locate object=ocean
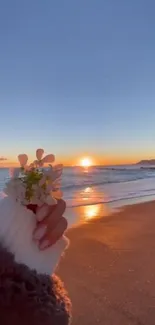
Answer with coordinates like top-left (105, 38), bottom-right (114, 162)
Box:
top-left (1, 165), bottom-right (155, 209)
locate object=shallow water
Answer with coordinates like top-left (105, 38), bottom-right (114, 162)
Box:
top-left (1, 166), bottom-right (155, 209)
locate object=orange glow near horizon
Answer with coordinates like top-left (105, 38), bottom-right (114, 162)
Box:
top-left (0, 152), bottom-right (152, 168)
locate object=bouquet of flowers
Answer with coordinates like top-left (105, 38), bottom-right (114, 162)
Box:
top-left (0, 149), bottom-right (68, 275)
top-left (5, 148), bottom-right (63, 210)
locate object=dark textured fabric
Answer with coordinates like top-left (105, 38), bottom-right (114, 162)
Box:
top-left (0, 244), bottom-right (71, 325)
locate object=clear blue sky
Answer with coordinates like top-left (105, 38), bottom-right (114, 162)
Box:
top-left (0, 0), bottom-right (155, 164)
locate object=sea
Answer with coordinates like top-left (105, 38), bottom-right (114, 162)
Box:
top-left (1, 165), bottom-right (155, 209)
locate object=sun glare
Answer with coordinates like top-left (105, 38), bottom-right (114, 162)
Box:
top-left (80, 157), bottom-right (92, 167)
top-left (84, 205), bottom-right (100, 220)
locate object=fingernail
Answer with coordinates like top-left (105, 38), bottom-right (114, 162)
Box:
top-left (39, 240), bottom-right (49, 250)
top-left (33, 225), bottom-right (47, 240)
top-left (36, 205), bottom-right (49, 221)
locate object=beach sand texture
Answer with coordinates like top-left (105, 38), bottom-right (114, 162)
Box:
top-left (58, 201), bottom-right (155, 325)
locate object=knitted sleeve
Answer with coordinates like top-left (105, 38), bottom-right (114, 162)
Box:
top-left (0, 245), bottom-right (71, 325)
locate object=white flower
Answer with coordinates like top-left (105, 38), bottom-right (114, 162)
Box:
top-left (39, 192), bottom-right (47, 205)
top-left (18, 154), bottom-right (28, 167)
top-left (45, 194), bottom-right (57, 206)
top-left (41, 154), bottom-right (55, 164)
top-left (16, 183), bottom-right (26, 200)
top-left (4, 179), bottom-right (26, 203)
top-left (51, 190), bottom-right (63, 200)
top-left (5, 148), bottom-right (63, 207)
top-left (45, 165), bottom-right (63, 182)
top-left (54, 164), bottom-right (63, 170)
top-left (25, 163), bottom-right (34, 171)
top-left (39, 174), bottom-right (47, 187)
top-left (33, 149), bottom-right (55, 167)
top-left (36, 148), bottom-right (44, 160)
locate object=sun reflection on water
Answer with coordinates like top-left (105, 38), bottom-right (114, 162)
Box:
top-left (72, 186), bottom-right (104, 207)
top-left (84, 187), bottom-right (92, 193)
top-left (69, 185), bottom-right (109, 224)
top-left (84, 204), bottom-right (100, 220)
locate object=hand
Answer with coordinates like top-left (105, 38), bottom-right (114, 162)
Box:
top-left (33, 199), bottom-right (67, 250)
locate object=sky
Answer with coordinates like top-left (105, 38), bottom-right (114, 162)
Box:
top-left (0, 0), bottom-right (155, 166)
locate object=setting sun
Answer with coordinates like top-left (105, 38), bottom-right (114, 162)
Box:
top-left (80, 157), bottom-right (92, 167)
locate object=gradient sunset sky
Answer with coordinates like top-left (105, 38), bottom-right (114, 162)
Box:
top-left (0, 0), bottom-right (155, 166)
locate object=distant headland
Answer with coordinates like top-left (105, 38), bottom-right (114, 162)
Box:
top-left (137, 159), bottom-right (155, 165)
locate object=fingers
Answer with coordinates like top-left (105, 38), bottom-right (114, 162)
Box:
top-left (33, 199), bottom-right (67, 250)
top-left (46, 199), bottom-right (66, 230)
top-left (39, 217), bottom-right (68, 250)
top-left (36, 199), bottom-right (66, 222)
top-left (36, 204), bottom-right (55, 222)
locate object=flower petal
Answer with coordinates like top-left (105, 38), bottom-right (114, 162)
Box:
top-left (24, 165), bottom-right (30, 171)
top-left (52, 182), bottom-right (61, 191)
top-left (39, 175), bottom-right (46, 186)
top-left (54, 169), bottom-right (63, 180)
top-left (33, 160), bottom-right (39, 166)
top-left (9, 167), bottom-right (20, 178)
top-left (45, 194), bottom-right (57, 206)
top-left (36, 148), bottom-right (44, 160)
top-left (18, 154), bottom-right (28, 167)
top-left (38, 161), bottom-right (44, 167)
top-left (52, 190), bottom-right (63, 199)
top-left (28, 163), bottom-right (35, 170)
top-left (46, 180), bottom-right (54, 191)
top-left (42, 154), bottom-right (55, 164)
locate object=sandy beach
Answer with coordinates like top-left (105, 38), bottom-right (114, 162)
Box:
top-left (58, 200), bottom-right (155, 325)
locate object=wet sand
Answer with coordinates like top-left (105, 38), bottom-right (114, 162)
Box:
top-left (58, 200), bottom-right (155, 325)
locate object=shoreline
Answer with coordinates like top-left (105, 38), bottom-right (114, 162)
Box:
top-left (65, 194), bottom-right (155, 227)
top-left (59, 199), bottom-right (155, 325)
